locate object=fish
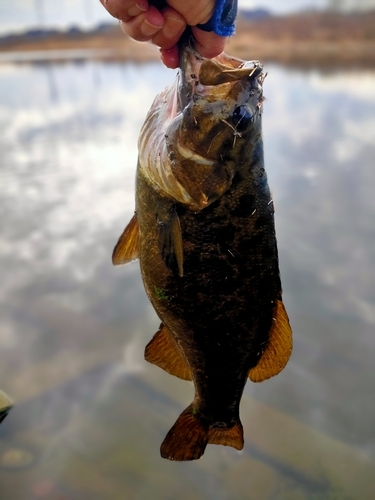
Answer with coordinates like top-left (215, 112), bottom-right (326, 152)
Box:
top-left (112, 43), bottom-right (292, 461)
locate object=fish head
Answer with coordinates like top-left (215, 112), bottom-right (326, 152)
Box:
top-left (138, 44), bottom-right (265, 210)
top-left (177, 46), bottom-right (265, 160)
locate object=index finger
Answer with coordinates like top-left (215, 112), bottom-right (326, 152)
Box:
top-left (100, 0), bottom-right (148, 22)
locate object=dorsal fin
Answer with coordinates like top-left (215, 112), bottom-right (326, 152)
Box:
top-left (145, 324), bottom-right (192, 381)
top-left (112, 213), bottom-right (139, 266)
top-left (157, 208), bottom-right (184, 277)
top-left (249, 300), bottom-right (292, 383)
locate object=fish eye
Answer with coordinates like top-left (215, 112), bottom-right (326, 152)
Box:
top-left (232, 106), bottom-right (254, 132)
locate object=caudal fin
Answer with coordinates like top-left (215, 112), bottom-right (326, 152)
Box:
top-left (208, 421), bottom-right (244, 450)
top-left (160, 405), bottom-right (244, 461)
top-left (160, 405), bottom-right (208, 461)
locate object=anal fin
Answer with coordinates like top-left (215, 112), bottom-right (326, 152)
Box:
top-left (249, 299), bottom-right (292, 383)
top-left (144, 324), bottom-right (192, 381)
top-left (112, 213), bottom-right (139, 265)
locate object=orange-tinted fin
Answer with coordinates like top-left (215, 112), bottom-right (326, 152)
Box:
top-left (157, 208), bottom-right (184, 277)
top-left (249, 299), bottom-right (293, 383)
top-left (112, 213), bottom-right (139, 266)
top-left (208, 421), bottom-right (244, 450)
top-left (160, 405), bottom-right (208, 461)
top-left (144, 324), bottom-right (192, 381)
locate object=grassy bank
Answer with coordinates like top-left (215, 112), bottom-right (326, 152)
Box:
top-left (1, 11), bottom-right (374, 67)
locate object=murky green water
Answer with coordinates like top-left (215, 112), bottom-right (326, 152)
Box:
top-left (0, 59), bottom-right (374, 499)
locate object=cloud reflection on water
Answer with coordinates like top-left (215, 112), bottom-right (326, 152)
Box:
top-left (0, 60), bottom-right (375, 468)
top-left (263, 65), bottom-right (375, 324)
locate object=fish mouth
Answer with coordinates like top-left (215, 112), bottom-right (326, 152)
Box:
top-left (178, 41), bottom-right (263, 110)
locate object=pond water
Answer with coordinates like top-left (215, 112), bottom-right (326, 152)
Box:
top-left (0, 58), bottom-right (374, 499)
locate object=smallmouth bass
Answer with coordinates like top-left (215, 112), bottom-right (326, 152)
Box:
top-left (113, 44), bottom-right (292, 461)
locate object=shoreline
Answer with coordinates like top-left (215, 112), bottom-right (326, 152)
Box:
top-left (1, 12), bottom-right (375, 68)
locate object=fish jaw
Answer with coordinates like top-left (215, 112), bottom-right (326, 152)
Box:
top-left (177, 45), bottom-right (265, 160)
top-left (137, 45), bottom-right (265, 211)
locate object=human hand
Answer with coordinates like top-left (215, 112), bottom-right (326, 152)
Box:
top-left (100, 0), bottom-right (229, 69)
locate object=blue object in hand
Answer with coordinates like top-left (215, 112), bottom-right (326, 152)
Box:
top-left (197, 0), bottom-right (238, 36)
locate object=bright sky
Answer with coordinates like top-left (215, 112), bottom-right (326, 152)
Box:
top-left (0, 0), bottom-right (373, 35)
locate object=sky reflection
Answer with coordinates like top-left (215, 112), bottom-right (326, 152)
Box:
top-left (0, 60), bottom-right (374, 497)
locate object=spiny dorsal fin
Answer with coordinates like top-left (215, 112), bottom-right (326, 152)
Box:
top-left (112, 213), bottom-right (139, 266)
top-left (144, 324), bottom-right (192, 381)
top-left (157, 208), bottom-right (184, 277)
top-left (249, 300), bottom-right (292, 383)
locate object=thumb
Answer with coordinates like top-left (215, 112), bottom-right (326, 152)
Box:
top-left (166, 0), bottom-right (214, 26)
top-left (192, 27), bottom-right (227, 59)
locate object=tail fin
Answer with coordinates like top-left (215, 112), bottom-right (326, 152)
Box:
top-left (160, 405), bottom-right (208, 461)
top-left (160, 405), bottom-right (244, 461)
top-left (208, 421), bottom-right (244, 450)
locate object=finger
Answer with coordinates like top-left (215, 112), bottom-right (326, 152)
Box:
top-left (166, 0), bottom-right (214, 26)
top-left (100, 0), bottom-right (148, 23)
top-left (151, 8), bottom-right (186, 51)
top-left (120, 6), bottom-right (164, 41)
top-left (160, 46), bottom-right (180, 69)
top-left (192, 27), bottom-right (227, 59)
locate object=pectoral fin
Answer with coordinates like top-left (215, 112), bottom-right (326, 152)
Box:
top-left (157, 208), bottom-right (184, 277)
top-left (249, 300), bottom-right (292, 383)
top-left (145, 324), bottom-right (192, 381)
top-left (112, 213), bottom-right (139, 265)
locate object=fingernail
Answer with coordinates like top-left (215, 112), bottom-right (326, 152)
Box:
top-left (128, 4), bottom-right (147, 16)
top-left (164, 17), bottom-right (185, 39)
top-left (141, 19), bottom-right (162, 37)
top-left (136, 1), bottom-right (148, 10)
